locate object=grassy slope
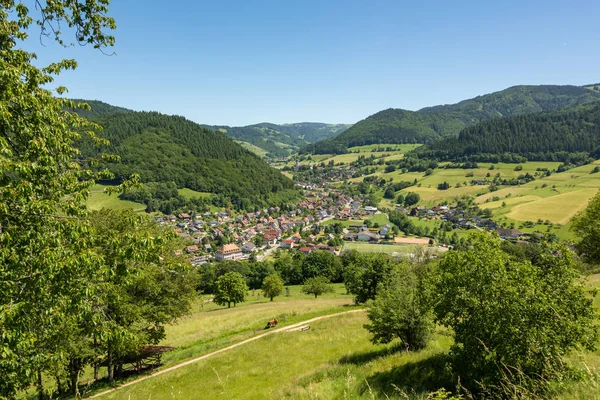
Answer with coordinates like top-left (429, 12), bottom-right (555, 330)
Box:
top-left (96, 275), bottom-right (600, 400)
top-left (87, 185), bottom-right (146, 212)
top-left (177, 188), bottom-right (212, 200)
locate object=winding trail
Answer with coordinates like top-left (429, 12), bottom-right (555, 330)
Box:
top-left (87, 309), bottom-right (365, 399)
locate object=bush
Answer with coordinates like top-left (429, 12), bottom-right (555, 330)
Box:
top-left (433, 233), bottom-right (598, 394)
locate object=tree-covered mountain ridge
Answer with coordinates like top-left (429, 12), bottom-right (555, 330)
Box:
top-left (71, 100), bottom-right (350, 158)
top-left (205, 122), bottom-right (351, 157)
top-left (412, 101), bottom-right (600, 162)
top-left (304, 85), bottom-right (600, 154)
top-left (73, 102), bottom-right (300, 208)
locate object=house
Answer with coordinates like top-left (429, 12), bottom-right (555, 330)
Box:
top-left (263, 233), bottom-right (278, 246)
top-left (357, 232), bottom-right (380, 242)
top-left (204, 244), bottom-right (212, 251)
top-left (241, 242), bottom-right (256, 253)
top-left (364, 206), bottom-right (378, 215)
top-left (496, 228), bottom-right (522, 240)
top-left (280, 239), bottom-right (294, 249)
top-left (215, 243), bottom-right (243, 261)
top-left (186, 245), bottom-right (199, 254)
top-left (178, 213), bottom-right (191, 220)
top-left (291, 233), bottom-right (302, 243)
top-left (299, 247), bottom-right (312, 255)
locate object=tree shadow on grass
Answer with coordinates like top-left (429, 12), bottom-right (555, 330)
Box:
top-left (340, 343), bottom-right (405, 365)
top-left (359, 353), bottom-right (456, 398)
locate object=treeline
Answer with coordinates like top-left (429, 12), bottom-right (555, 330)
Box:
top-left (76, 111), bottom-right (300, 209)
top-left (302, 85), bottom-right (600, 155)
top-left (412, 102), bottom-right (600, 162)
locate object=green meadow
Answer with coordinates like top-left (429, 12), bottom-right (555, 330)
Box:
top-left (92, 274), bottom-right (600, 400)
top-left (86, 184), bottom-right (146, 212)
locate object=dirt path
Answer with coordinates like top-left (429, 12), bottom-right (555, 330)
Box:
top-left (87, 309), bottom-right (365, 399)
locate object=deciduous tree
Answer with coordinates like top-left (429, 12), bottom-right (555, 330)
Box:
top-left (262, 274), bottom-right (284, 301)
top-left (214, 272), bottom-right (247, 308)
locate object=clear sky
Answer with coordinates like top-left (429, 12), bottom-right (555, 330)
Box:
top-left (26, 0), bottom-right (600, 126)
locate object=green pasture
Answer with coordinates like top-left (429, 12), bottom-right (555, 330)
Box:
top-left (234, 141), bottom-right (269, 158)
top-left (343, 241), bottom-right (422, 256)
top-left (86, 185), bottom-right (146, 212)
top-left (177, 188), bottom-right (212, 200)
top-left (91, 273), bottom-right (600, 400)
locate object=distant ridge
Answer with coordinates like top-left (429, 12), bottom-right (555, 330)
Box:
top-left (303, 85), bottom-right (600, 154)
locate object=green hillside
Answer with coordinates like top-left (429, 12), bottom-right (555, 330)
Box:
top-left (207, 122), bottom-right (351, 157)
top-left (416, 102), bottom-right (600, 162)
top-left (76, 109), bottom-right (299, 209)
top-left (69, 99), bottom-right (133, 119)
top-left (305, 85), bottom-right (600, 154)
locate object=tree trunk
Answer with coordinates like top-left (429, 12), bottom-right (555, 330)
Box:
top-left (93, 336), bottom-right (99, 381)
top-left (270, 296), bottom-right (273, 301)
top-left (107, 350), bottom-right (114, 382)
top-left (314, 293), bottom-right (318, 298)
top-left (37, 370), bottom-right (44, 400)
top-left (228, 301), bottom-right (231, 308)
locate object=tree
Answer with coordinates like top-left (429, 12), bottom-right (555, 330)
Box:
top-left (572, 191), bottom-right (600, 264)
top-left (344, 253), bottom-right (397, 303)
top-left (404, 192), bottom-right (420, 206)
top-left (384, 187), bottom-right (395, 199)
top-left (433, 232), bottom-right (598, 394)
top-left (302, 277), bottom-right (335, 298)
top-left (214, 272), bottom-right (248, 308)
top-left (396, 193), bottom-right (405, 205)
top-left (301, 250), bottom-right (343, 282)
top-left (0, 1), bottom-right (119, 397)
top-left (262, 274), bottom-right (284, 301)
top-left (364, 263), bottom-right (433, 351)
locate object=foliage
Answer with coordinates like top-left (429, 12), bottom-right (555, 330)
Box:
top-left (302, 277), bottom-right (335, 298)
top-left (304, 85), bottom-right (600, 154)
top-left (207, 122), bottom-right (351, 157)
top-left (364, 263), bottom-right (434, 350)
top-left (0, 1), bottom-right (117, 396)
top-left (262, 274), bottom-right (285, 301)
top-left (572, 191), bottom-right (600, 265)
top-left (404, 192), bottom-right (421, 206)
top-left (301, 250), bottom-right (344, 282)
top-left (417, 102), bottom-right (600, 162)
top-left (433, 232), bottom-right (598, 394)
top-left (343, 253), bottom-right (397, 303)
top-left (213, 272), bottom-right (248, 308)
top-left (76, 109), bottom-right (300, 210)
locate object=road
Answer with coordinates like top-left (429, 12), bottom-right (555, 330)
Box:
top-left (86, 309), bottom-right (365, 399)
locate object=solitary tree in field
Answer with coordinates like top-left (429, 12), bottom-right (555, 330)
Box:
top-left (364, 263), bottom-right (433, 351)
top-left (262, 274), bottom-right (284, 301)
top-left (302, 276), bottom-right (335, 298)
top-left (214, 272), bottom-right (248, 308)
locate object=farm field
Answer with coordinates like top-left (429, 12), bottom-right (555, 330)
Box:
top-left (93, 274), bottom-right (600, 400)
top-left (234, 140), bottom-right (269, 157)
top-left (288, 144), bottom-right (422, 168)
top-left (86, 184), bottom-right (146, 212)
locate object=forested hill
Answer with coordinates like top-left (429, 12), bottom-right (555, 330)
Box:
top-left (76, 110), bottom-right (299, 208)
top-left (205, 122), bottom-right (351, 158)
top-left (413, 102), bottom-right (600, 162)
top-left (69, 99), bottom-right (133, 119)
top-left (303, 85), bottom-right (600, 154)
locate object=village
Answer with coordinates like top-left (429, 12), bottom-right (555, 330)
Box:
top-left (158, 177), bottom-right (535, 267)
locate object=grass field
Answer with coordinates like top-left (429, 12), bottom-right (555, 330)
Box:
top-left (90, 274), bottom-right (600, 400)
top-left (65, 284), bottom-right (357, 399)
top-left (343, 241), bottom-right (421, 256)
top-left (234, 141), bottom-right (269, 158)
top-left (87, 185), bottom-right (146, 212)
top-left (177, 188), bottom-right (212, 200)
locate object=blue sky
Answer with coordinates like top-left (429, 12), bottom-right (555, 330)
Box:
top-left (26, 0), bottom-right (600, 126)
